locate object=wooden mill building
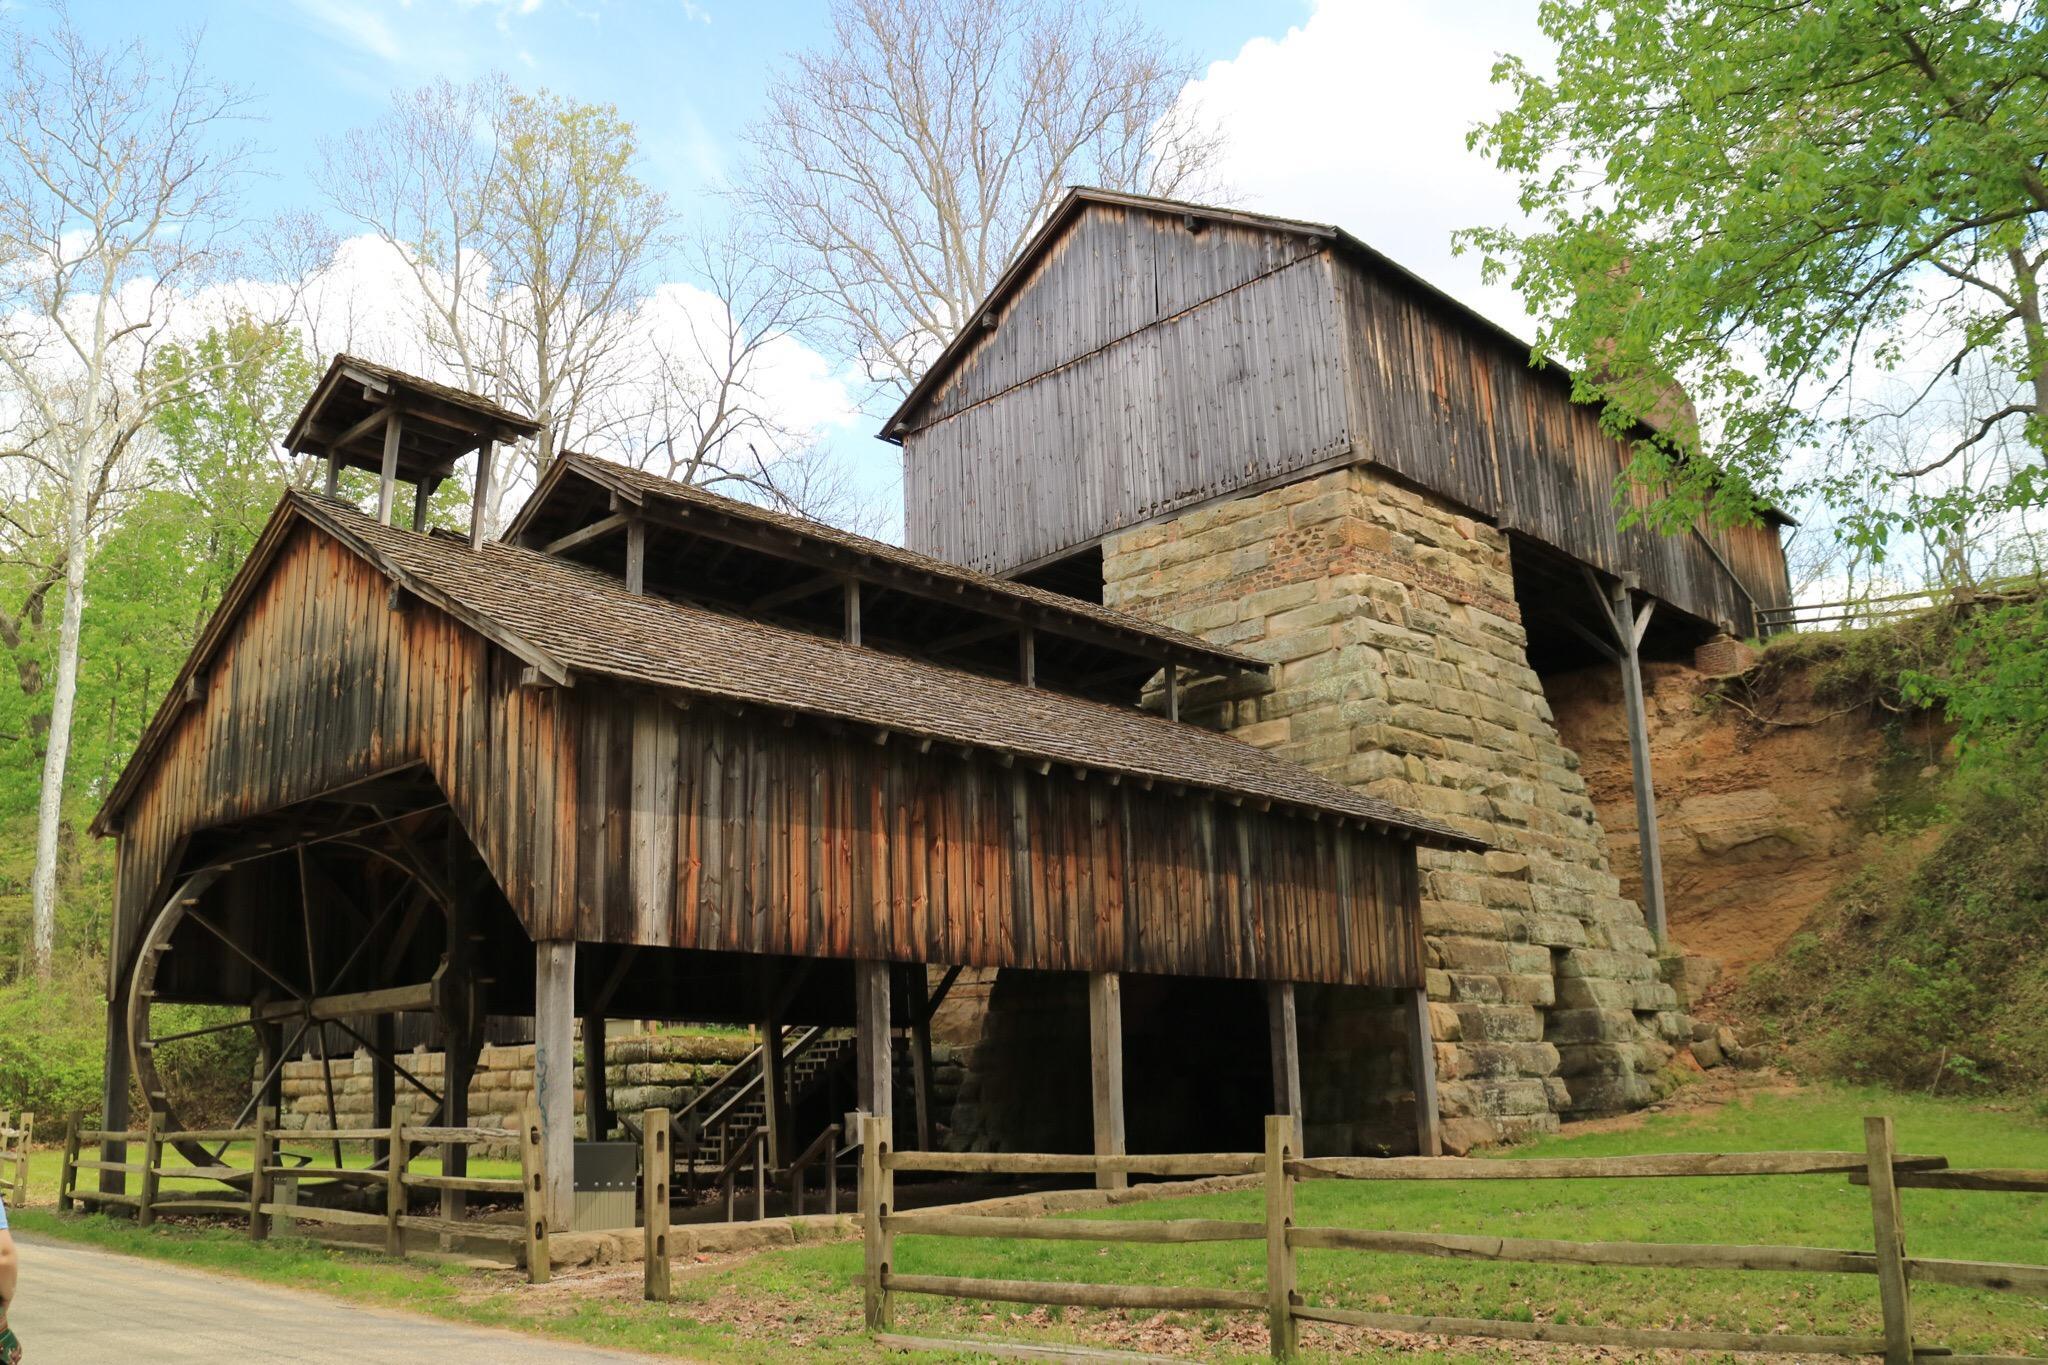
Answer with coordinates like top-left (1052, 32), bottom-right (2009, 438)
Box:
top-left (888, 191), bottom-right (1796, 1143)
top-left (92, 356), bottom-right (1478, 1228)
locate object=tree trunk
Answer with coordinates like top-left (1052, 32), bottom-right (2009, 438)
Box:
top-left (28, 450), bottom-right (93, 981)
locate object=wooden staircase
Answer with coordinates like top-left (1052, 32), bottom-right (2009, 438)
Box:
top-left (674, 1027), bottom-right (855, 1177)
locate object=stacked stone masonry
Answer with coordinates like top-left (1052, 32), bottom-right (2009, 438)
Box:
top-left (1103, 465), bottom-right (1687, 1151)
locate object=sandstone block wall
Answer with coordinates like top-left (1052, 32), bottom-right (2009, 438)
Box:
top-left (1103, 465), bottom-right (1686, 1149)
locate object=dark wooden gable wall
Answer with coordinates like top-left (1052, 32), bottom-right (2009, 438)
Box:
top-left (900, 202), bottom-right (1790, 632)
top-left (903, 205), bottom-right (1352, 577)
top-left (112, 520), bottom-right (1424, 992)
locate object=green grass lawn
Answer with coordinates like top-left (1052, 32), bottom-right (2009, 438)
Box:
top-left (13, 1082), bottom-right (2048, 1363)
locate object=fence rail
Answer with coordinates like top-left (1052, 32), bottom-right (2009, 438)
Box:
top-left (55, 1109), bottom-right (552, 1283)
top-left (861, 1114), bottom-right (2048, 1364)
top-left (0, 1111), bottom-right (31, 1206)
top-left (1757, 574), bottom-right (2045, 635)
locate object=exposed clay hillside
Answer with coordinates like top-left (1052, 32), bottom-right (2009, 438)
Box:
top-left (1545, 656), bottom-right (1948, 974)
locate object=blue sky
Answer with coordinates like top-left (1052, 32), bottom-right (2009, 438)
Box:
top-left (60, 0), bottom-right (1550, 528)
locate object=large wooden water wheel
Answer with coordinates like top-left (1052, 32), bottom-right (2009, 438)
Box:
top-left (126, 833), bottom-right (471, 1175)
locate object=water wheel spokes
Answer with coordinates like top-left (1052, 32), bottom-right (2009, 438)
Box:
top-left (129, 838), bottom-right (455, 1180)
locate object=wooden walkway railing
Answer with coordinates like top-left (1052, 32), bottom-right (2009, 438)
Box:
top-left (861, 1114), bottom-right (2048, 1363)
top-left (55, 1108), bottom-right (553, 1283)
top-left (0, 1111), bottom-right (30, 1206)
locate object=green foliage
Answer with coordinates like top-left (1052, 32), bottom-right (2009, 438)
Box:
top-left (1742, 777), bottom-right (2048, 1096)
top-left (1903, 596), bottom-right (2048, 771)
top-left (1464, 1), bottom-right (2048, 556)
top-left (0, 957), bottom-right (107, 1117)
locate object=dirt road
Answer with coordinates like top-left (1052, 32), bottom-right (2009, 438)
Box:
top-left (8, 1233), bottom-right (664, 1363)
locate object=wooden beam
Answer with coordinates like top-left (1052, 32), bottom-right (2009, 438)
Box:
top-left (1019, 626), bottom-right (1036, 686)
top-left (1087, 972), bottom-right (1126, 1191)
top-left (908, 969), bottom-right (935, 1152)
top-left (1266, 982), bottom-right (1302, 1152)
top-left (411, 477), bottom-right (431, 533)
top-left (760, 1009), bottom-right (786, 1167)
top-left (750, 572), bottom-right (838, 612)
top-left (1609, 579), bottom-right (1668, 948)
top-left (855, 960), bottom-right (892, 1119)
top-left (1406, 986), bottom-right (1442, 1156)
top-left (542, 513), bottom-right (629, 557)
top-left (325, 405), bottom-right (393, 459)
top-left (371, 1013), bottom-right (396, 1164)
top-left (101, 995), bottom-right (131, 1198)
top-left (624, 517), bottom-right (646, 594)
top-left (534, 940), bottom-right (576, 1232)
top-left (582, 1014), bottom-right (609, 1141)
top-left (470, 439), bottom-right (494, 550)
top-left (376, 412), bottom-right (404, 526)
top-left (845, 578), bottom-right (862, 645)
top-left (251, 981), bottom-right (436, 1023)
top-left (1165, 666), bottom-right (1180, 722)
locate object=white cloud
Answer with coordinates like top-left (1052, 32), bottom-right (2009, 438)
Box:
top-left (289, 0), bottom-right (406, 62)
top-left (1183, 0), bottom-right (1547, 337)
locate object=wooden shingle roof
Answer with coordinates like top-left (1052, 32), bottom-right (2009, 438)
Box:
top-left (508, 452), bottom-right (1267, 677)
top-left (97, 488), bottom-right (1478, 850)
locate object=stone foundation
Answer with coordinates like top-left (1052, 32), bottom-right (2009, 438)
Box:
top-left (1103, 465), bottom-right (1685, 1147)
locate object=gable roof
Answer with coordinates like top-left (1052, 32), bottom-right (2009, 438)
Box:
top-left (95, 489), bottom-right (1480, 852)
top-left (507, 450), bottom-right (1268, 676)
top-left (882, 188), bottom-right (1796, 530)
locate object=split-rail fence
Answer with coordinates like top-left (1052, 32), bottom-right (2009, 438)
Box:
top-left (55, 1106), bottom-right (552, 1282)
top-left (860, 1114), bottom-right (2048, 1364)
top-left (0, 1112), bottom-right (30, 1206)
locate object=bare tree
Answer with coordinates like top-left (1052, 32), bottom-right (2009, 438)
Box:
top-left (0, 17), bottom-right (254, 979)
top-left (736, 0), bottom-right (1226, 397)
top-left (318, 79), bottom-right (669, 526)
top-left (583, 226), bottom-right (868, 525)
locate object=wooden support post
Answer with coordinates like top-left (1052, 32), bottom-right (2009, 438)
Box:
top-left (469, 439), bottom-right (494, 550)
top-left (521, 1104), bottom-right (551, 1285)
top-left (324, 453), bottom-right (340, 498)
top-left (1019, 626), bottom-right (1036, 686)
top-left (58, 1111), bottom-right (81, 1213)
top-left (1266, 982), bottom-right (1303, 1153)
top-left (100, 994), bottom-right (130, 1197)
top-left (583, 1014), bottom-right (610, 1142)
top-left (855, 960), bottom-right (893, 1120)
top-left (1605, 579), bottom-right (1667, 947)
top-left (760, 1011), bottom-right (785, 1169)
top-left (1406, 986), bottom-right (1442, 1157)
top-left (642, 1107), bottom-right (671, 1302)
top-left (1864, 1116), bottom-right (1914, 1365)
top-left (534, 939), bottom-right (577, 1233)
top-left (137, 1111), bottom-right (162, 1228)
top-left (371, 1013), bottom-right (395, 1163)
top-left (384, 1118), bottom-right (407, 1258)
top-left (411, 476), bottom-right (431, 532)
top-left (909, 968), bottom-right (936, 1152)
top-left (860, 1112), bottom-right (894, 1330)
top-left (249, 1105), bottom-right (276, 1240)
top-left (1265, 1113), bottom-right (1299, 1360)
top-left (1165, 665), bottom-right (1180, 722)
top-left (844, 578), bottom-right (862, 645)
top-left (624, 517), bottom-right (646, 594)
top-left (255, 1018), bottom-right (285, 1118)
top-left (1087, 972), bottom-right (1127, 1191)
top-left (376, 412), bottom-right (404, 526)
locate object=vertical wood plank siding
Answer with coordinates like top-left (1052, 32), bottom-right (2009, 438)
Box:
top-left (112, 526), bottom-right (1421, 992)
top-left (904, 210), bottom-right (1352, 579)
top-left (900, 203), bottom-right (1789, 634)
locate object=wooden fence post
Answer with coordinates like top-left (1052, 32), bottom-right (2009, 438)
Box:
top-left (16, 1113), bottom-right (32, 1201)
top-left (522, 1105), bottom-right (551, 1285)
top-left (1265, 1114), bottom-right (1299, 1361)
top-left (643, 1107), bottom-right (671, 1302)
top-left (249, 1106), bottom-right (276, 1240)
top-left (57, 1111), bottom-right (81, 1213)
top-left (1864, 1116), bottom-right (1914, 1365)
top-left (861, 1112), bottom-right (894, 1331)
top-left (137, 1111), bottom-right (163, 1228)
top-left (384, 1118), bottom-right (407, 1258)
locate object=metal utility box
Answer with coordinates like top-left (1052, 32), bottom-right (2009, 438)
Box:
top-left (572, 1141), bottom-right (639, 1232)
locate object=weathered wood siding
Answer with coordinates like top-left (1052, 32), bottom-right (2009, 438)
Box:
top-left (113, 525), bottom-right (1423, 991)
top-left (904, 206), bottom-right (1351, 577)
top-left (1335, 263), bottom-right (1790, 632)
top-left (900, 202), bottom-right (1790, 633)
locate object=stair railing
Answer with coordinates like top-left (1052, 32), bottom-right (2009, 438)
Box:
top-left (716, 1125), bottom-right (771, 1222)
top-left (786, 1120), bottom-right (844, 1217)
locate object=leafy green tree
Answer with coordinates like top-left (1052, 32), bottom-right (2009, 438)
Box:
top-left (1464, 1), bottom-right (2048, 558)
